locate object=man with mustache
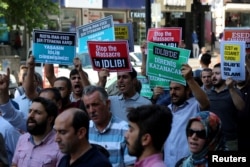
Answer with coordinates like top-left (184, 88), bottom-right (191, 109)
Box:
top-left (82, 85), bottom-right (136, 166)
top-left (11, 97), bottom-right (64, 167)
top-left (163, 64), bottom-right (210, 167)
top-left (45, 57), bottom-right (90, 103)
top-left (109, 68), bottom-right (152, 121)
top-left (206, 63), bottom-right (245, 151)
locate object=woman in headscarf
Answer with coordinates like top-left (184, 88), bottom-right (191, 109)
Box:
top-left (175, 111), bottom-right (226, 167)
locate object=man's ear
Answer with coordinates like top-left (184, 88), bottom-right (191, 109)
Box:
top-left (141, 133), bottom-right (152, 147)
top-left (77, 127), bottom-right (87, 139)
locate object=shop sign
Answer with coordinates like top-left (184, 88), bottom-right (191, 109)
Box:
top-left (87, 41), bottom-right (132, 72)
top-left (130, 11), bottom-right (145, 19)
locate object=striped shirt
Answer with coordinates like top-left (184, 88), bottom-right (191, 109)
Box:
top-left (89, 115), bottom-right (135, 167)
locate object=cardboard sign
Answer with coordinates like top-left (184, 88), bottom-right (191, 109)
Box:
top-left (32, 30), bottom-right (76, 65)
top-left (147, 27), bottom-right (182, 47)
top-left (115, 23), bottom-right (134, 52)
top-left (223, 28), bottom-right (250, 54)
top-left (77, 15), bottom-right (115, 54)
top-left (87, 41), bottom-right (132, 72)
top-left (147, 42), bottom-right (190, 86)
top-left (220, 41), bottom-right (246, 81)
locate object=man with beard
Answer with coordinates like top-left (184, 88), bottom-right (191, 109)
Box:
top-left (54, 108), bottom-right (112, 167)
top-left (163, 64), bottom-right (210, 167)
top-left (206, 63), bottom-right (245, 151)
top-left (82, 85), bottom-right (136, 166)
top-left (125, 105), bottom-right (172, 167)
top-left (11, 97), bottom-right (64, 167)
top-left (109, 68), bottom-right (152, 121)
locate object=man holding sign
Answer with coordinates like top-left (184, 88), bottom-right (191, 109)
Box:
top-left (164, 64), bottom-right (210, 167)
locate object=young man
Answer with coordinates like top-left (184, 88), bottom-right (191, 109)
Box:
top-left (207, 63), bottom-right (245, 150)
top-left (54, 108), bottom-right (112, 167)
top-left (109, 68), bottom-right (151, 121)
top-left (125, 105), bottom-right (172, 167)
top-left (82, 85), bottom-right (135, 166)
top-left (12, 97), bottom-right (63, 167)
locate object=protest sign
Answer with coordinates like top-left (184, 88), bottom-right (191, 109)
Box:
top-left (223, 28), bottom-right (250, 54)
top-left (147, 27), bottom-right (182, 47)
top-left (137, 75), bottom-right (153, 99)
top-left (147, 42), bottom-right (190, 85)
top-left (115, 23), bottom-right (134, 52)
top-left (32, 29), bottom-right (76, 65)
top-left (220, 41), bottom-right (245, 81)
top-left (87, 40), bottom-right (132, 72)
top-left (77, 15), bottom-right (115, 54)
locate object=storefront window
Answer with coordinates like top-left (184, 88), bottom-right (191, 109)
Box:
top-left (130, 10), bottom-right (146, 45)
top-left (225, 12), bottom-right (250, 27)
top-left (60, 8), bottom-right (81, 32)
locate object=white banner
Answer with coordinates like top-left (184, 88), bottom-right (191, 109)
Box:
top-left (65, 0), bottom-right (103, 9)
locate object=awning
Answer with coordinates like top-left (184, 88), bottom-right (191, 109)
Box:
top-left (225, 3), bottom-right (250, 12)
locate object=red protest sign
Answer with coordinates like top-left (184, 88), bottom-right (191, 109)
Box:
top-left (223, 28), bottom-right (250, 53)
top-left (147, 27), bottom-right (182, 47)
top-left (87, 41), bottom-right (132, 72)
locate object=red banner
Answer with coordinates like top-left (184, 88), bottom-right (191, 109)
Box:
top-left (223, 28), bottom-right (250, 53)
top-left (87, 41), bottom-right (132, 72)
top-left (147, 27), bottom-right (182, 47)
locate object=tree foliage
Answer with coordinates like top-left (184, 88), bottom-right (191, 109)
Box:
top-left (0, 0), bottom-right (59, 34)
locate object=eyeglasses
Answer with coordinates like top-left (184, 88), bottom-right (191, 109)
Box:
top-left (187, 129), bottom-right (206, 139)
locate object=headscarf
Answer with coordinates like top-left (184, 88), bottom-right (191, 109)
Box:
top-left (180, 111), bottom-right (225, 167)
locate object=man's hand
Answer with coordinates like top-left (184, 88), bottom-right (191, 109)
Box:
top-left (225, 77), bottom-right (235, 89)
top-left (181, 64), bottom-right (193, 81)
top-left (0, 68), bottom-right (10, 92)
top-left (27, 56), bottom-right (35, 69)
top-left (152, 86), bottom-right (164, 101)
top-left (74, 57), bottom-right (83, 71)
top-left (0, 68), bottom-right (10, 104)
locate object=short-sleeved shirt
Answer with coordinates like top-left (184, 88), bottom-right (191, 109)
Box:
top-left (164, 97), bottom-right (201, 167)
top-left (12, 130), bottom-right (63, 167)
top-left (89, 115), bottom-right (135, 166)
top-left (58, 146), bottom-right (112, 167)
top-left (207, 86), bottom-right (241, 140)
top-left (109, 92), bottom-right (152, 121)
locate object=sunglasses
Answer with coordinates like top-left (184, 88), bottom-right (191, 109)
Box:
top-left (187, 129), bottom-right (206, 139)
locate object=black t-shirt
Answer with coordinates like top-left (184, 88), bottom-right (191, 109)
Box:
top-left (58, 146), bottom-right (112, 167)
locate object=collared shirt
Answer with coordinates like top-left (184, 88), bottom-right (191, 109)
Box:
top-left (0, 116), bottom-right (21, 166)
top-left (0, 100), bottom-right (27, 131)
top-left (12, 130), bottom-right (63, 167)
top-left (164, 97), bottom-right (201, 167)
top-left (89, 115), bottom-right (135, 167)
top-left (13, 93), bottom-right (32, 118)
top-left (69, 92), bottom-right (81, 103)
top-left (134, 154), bottom-right (166, 167)
top-left (109, 92), bottom-right (152, 121)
